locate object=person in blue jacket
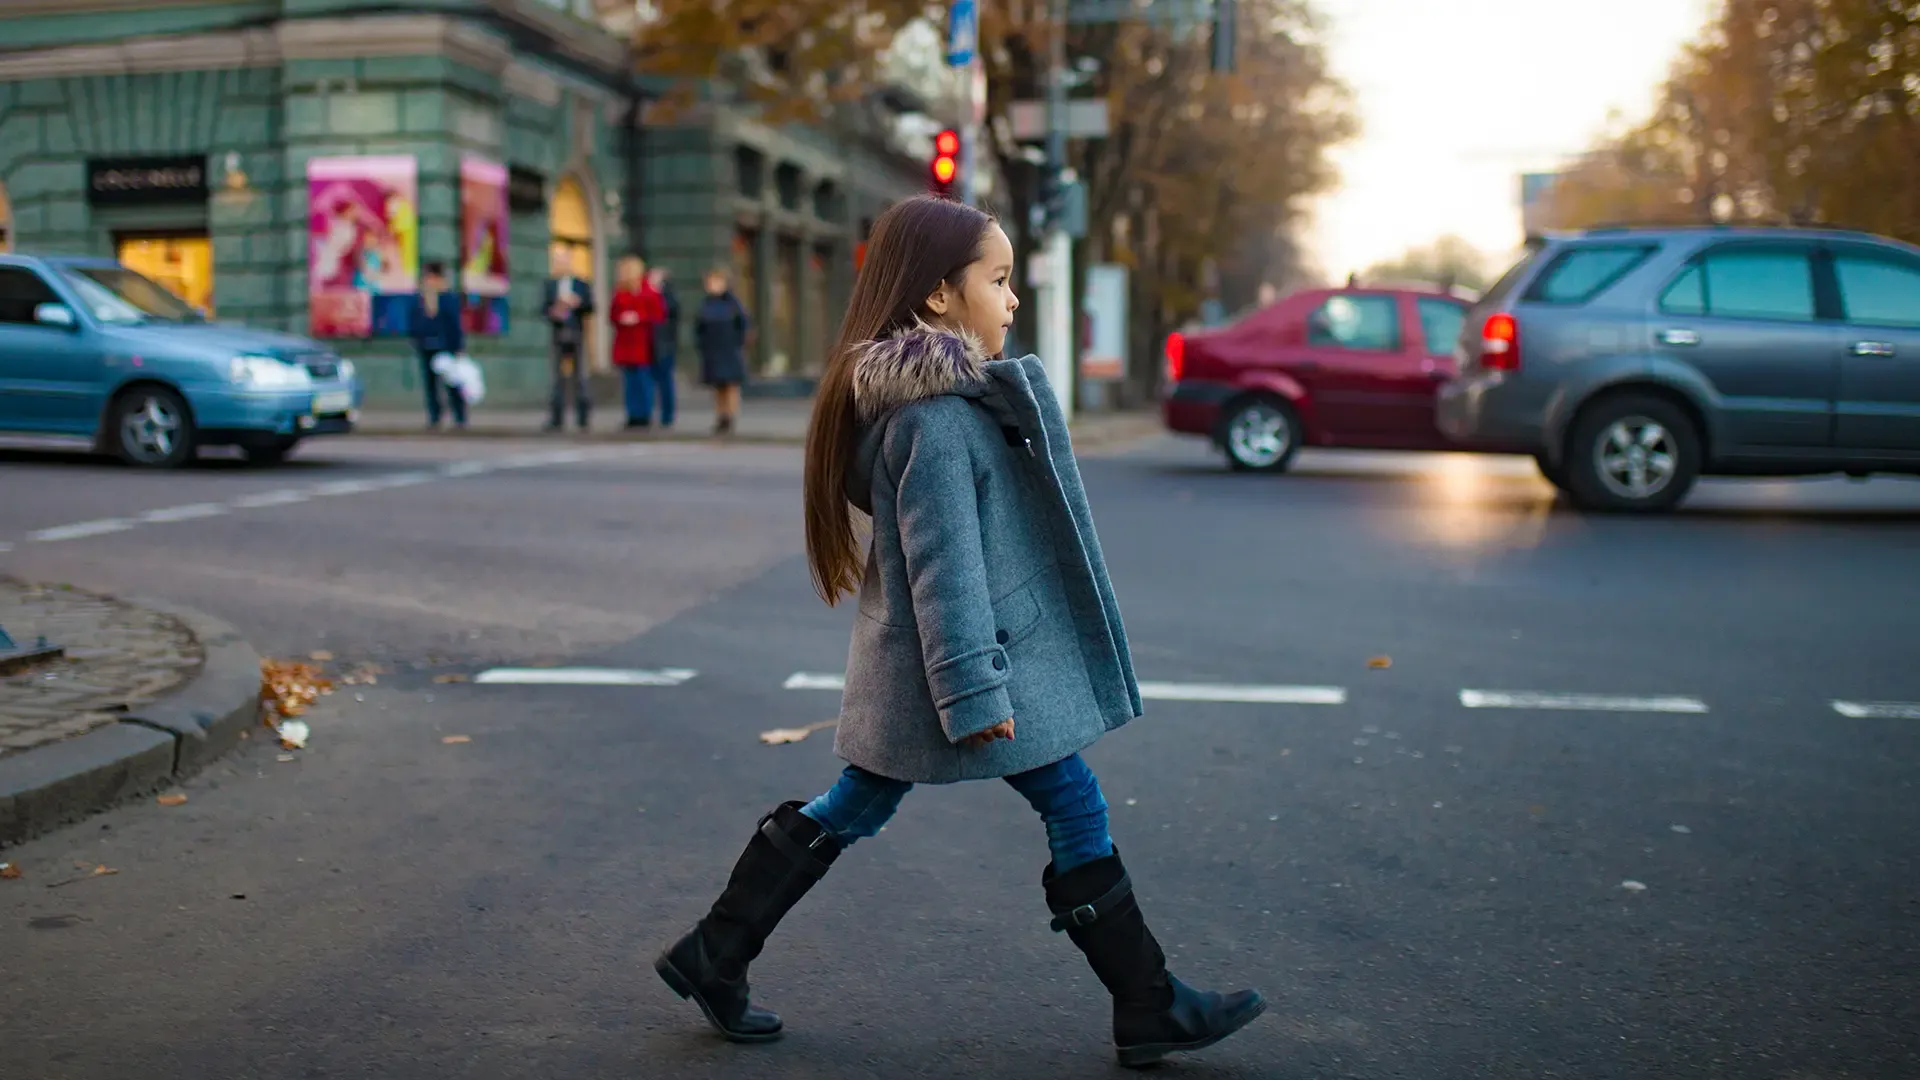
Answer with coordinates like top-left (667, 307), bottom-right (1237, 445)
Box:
top-left (408, 261), bottom-right (466, 429)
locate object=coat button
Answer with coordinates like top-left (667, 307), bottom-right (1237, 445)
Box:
top-left (995, 629), bottom-right (1009, 644)
top-left (991, 654), bottom-right (1006, 671)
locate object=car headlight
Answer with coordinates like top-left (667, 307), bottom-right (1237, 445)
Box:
top-left (230, 355), bottom-right (312, 390)
top-left (336, 359), bottom-right (356, 382)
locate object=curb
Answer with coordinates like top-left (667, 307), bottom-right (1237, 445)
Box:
top-left (0, 597), bottom-right (261, 848)
top-left (352, 415), bottom-right (1166, 450)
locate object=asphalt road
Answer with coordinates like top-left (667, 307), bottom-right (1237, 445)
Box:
top-left (3, 431), bottom-right (1918, 1080)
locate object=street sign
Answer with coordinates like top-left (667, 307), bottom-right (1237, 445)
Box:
top-left (1009, 99), bottom-right (1110, 141)
top-left (946, 0), bottom-right (978, 66)
top-left (1080, 264), bottom-right (1130, 381)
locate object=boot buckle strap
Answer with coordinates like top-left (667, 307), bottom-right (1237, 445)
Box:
top-left (1048, 870), bottom-right (1133, 932)
top-left (759, 816), bottom-right (837, 879)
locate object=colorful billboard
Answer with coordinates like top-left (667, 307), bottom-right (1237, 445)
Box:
top-left (307, 155), bottom-right (418, 338)
top-left (459, 155), bottom-right (510, 334)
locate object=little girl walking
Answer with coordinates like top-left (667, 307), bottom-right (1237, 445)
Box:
top-left (655, 195), bottom-right (1265, 1067)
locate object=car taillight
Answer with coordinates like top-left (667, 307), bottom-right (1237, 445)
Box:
top-left (1165, 332), bottom-right (1185, 382)
top-left (1481, 312), bottom-right (1519, 371)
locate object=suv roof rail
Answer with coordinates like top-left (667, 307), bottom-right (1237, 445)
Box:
top-left (1575, 221), bottom-right (1884, 240)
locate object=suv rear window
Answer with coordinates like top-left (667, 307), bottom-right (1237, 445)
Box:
top-left (1521, 245), bottom-right (1656, 305)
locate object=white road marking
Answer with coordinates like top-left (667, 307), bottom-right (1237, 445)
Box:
top-left (1137, 681), bottom-right (1348, 705)
top-left (1832, 700), bottom-right (1920, 720)
top-left (311, 478), bottom-right (385, 497)
top-left (474, 667), bottom-right (699, 686)
top-left (230, 488), bottom-right (311, 508)
top-left (0, 541), bottom-right (12, 553)
top-left (440, 461), bottom-right (495, 478)
top-left (360, 471), bottom-right (435, 490)
top-left (1460, 690), bottom-right (1709, 713)
top-left (28, 518), bottom-right (135, 542)
top-left (784, 673), bottom-right (1346, 705)
top-left (138, 502), bottom-right (227, 523)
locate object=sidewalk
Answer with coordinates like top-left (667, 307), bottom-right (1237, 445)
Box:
top-left (0, 580), bottom-right (262, 847)
top-left (354, 396), bottom-right (1165, 450)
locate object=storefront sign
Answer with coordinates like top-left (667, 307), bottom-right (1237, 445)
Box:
top-left (87, 156), bottom-right (208, 206)
top-left (507, 165), bottom-right (547, 213)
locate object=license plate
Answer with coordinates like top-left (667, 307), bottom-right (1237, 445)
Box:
top-left (313, 391), bottom-right (352, 414)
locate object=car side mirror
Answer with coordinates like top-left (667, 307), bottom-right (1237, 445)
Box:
top-left (33, 303), bottom-right (78, 330)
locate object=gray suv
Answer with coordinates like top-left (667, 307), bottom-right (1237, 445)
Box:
top-left (1437, 225), bottom-right (1920, 511)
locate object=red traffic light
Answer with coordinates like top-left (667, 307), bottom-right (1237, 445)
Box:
top-left (935, 129), bottom-right (960, 156)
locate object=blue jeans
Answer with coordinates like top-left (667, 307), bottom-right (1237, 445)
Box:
top-left (799, 753), bottom-right (1114, 872)
top-left (622, 360), bottom-right (677, 425)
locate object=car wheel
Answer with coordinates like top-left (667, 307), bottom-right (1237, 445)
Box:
top-left (244, 437), bottom-right (301, 466)
top-left (1219, 397), bottom-right (1300, 473)
top-left (1564, 394), bottom-right (1699, 512)
top-left (109, 385), bottom-right (196, 469)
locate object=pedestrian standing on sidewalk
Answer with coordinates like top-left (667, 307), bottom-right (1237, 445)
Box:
top-left (692, 268), bottom-right (749, 436)
top-left (543, 247), bottom-right (594, 432)
top-left (609, 255), bottom-right (665, 429)
top-left (649, 265), bottom-right (682, 430)
top-left (407, 261), bottom-right (466, 430)
top-left (655, 195), bottom-right (1266, 1067)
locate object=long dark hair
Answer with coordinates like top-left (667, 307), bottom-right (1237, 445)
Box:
top-left (803, 195), bottom-right (995, 605)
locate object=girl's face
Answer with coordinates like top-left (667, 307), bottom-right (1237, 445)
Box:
top-left (618, 258), bottom-right (644, 286)
top-left (926, 223), bottom-right (1018, 356)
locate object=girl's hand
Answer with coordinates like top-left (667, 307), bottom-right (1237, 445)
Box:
top-left (962, 718), bottom-right (1015, 749)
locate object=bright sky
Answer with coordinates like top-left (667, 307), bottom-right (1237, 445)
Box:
top-left (1306, 0), bottom-right (1718, 280)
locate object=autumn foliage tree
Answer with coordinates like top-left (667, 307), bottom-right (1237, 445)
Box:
top-left (1543, 0), bottom-right (1920, 244)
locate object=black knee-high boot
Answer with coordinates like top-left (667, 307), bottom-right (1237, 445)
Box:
top-left (656, 801), bottom-right (843, 1041)
top-left (1043, 849), bottom-right (1266, 1067)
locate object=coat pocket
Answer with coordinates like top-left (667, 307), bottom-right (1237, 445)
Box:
top-left (989, 576), bottom-right (1047, 647)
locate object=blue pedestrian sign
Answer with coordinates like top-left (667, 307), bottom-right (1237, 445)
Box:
top-left (947, 0), bottom-right (978, 66)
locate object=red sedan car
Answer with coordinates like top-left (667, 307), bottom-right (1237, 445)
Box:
top-left (1161, 285), bottom-right (1471, 471)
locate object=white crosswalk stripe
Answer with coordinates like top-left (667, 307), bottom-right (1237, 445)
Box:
top-left (1460, 690), bottom-right (1709, 713)
top-left (1832, 700), bottom-right (1920, 719)
top-left (474, 667), bottom-right (697, 686)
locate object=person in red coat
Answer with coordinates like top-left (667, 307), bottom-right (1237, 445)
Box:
top-left (610, 254), bottom-right (667, 429)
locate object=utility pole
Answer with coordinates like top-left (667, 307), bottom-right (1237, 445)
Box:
top-left (1034, 0), bottom-right (1075, 419)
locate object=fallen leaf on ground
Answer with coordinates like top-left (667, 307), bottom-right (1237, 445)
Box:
top-left (1620, 879), bottom-right (1648, 892)
top-left (0, 863), bottom-right (21, 880)
top-left (156, 793), bottom-right (188, 807)
top-left (277, 719), bottom-right (311, 750)
top-left (308, 650), bottom-right (334, 662)
top-left (759, 720), bottom-right (838, 745)
top-left (47, 865), bottom-right (118, 889)
top-left (276, 754), bottom-right (296, 763)
top-left (260, 659), bottom-right (335, 720)
top-left (1367, 656), bottom-right (1392, 669)
top-left (441, 735), bottom-right (472, 744)
top-left (433, 673), bottom-right (470, 684)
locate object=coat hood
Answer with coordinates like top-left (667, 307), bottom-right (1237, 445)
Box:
top-left (845, 323), bottom-right (999, 513)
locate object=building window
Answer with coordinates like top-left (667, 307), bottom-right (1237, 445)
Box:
top-left (734, 148), bottom-right (765, 200)
top-left (115, 232), bottom-right (213, 315)
top-left (810, 242), bottom-right (835, 374)
top-left (775, 164), bottom-right (802, 212)
top-left (732, 226), bottom-right (759, 350)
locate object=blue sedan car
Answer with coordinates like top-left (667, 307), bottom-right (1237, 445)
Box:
top-left (0, 254), bottom-right (362, 467)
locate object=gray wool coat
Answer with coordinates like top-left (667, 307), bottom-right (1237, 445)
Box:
top-left (833, 324), bottom-right (1143, 784)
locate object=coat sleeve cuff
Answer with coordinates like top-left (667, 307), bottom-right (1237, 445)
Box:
top-left (927, 646), bottom-right (1013, 741)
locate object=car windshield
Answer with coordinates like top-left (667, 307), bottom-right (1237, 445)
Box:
top-left (57, 266), bottom-right (202, 325)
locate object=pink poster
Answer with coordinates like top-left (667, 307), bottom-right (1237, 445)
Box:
top-left (459, 155), bottom-right (510, 334)
top-left (307, 155), bottom-right (419, 338)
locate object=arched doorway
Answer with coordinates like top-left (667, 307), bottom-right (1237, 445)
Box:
top-left (0, 181), bottom-right (12, 252)
top-left (549, 174), bottom-right (607, 373)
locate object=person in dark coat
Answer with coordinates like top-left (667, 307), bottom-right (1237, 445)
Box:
top-left (543, 247), bottom-right (594, 431)
top-left (693, 268), bottom-right (750, 435)
top-left (652, 196), bottom-right (1265, 1067)
top-left (407, 261), bottom-right (466, 429)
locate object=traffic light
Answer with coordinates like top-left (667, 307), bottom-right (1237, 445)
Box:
top-left (930, 129), bottom-right (960, 197)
